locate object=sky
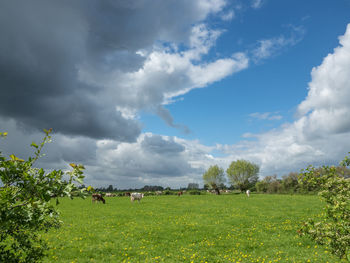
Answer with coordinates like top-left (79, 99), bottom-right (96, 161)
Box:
top-left (1, 0), bottom-right (350, 189)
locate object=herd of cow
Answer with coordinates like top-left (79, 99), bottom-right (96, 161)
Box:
top-left (92, 190), bottom-right (251, 204)
top-left (91, 191), bottom-right (186, 204)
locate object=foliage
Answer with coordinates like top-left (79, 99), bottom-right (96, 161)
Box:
top-left (255, 172), bottom-right (301, 194)
top-left (255, 179), bottom-right (269, 193)
top-left (226, 160), bottom-right (259, 192)
top-left (255, 175), bottom-right (283, 194)
top-left (143, 191), bottom-right (156, 196)
top-left (298, 153), bottom-right (350, 260)
top-left (163, 190), bottom-right (175, 195)
top-left (298, 165), bottom-right (350, 194)
top-left (188, 190), bottom-right (201, 195)
top-left (187, 183), bottom-right (199, 190)
top-left (142, 185), bottom-right (164, 191)
top-left (202, 165), bottom-right (225, 194)
top-left (281, 172), bottom-right (299, 193)
top-left (0, 129), bottom-right (86, 263)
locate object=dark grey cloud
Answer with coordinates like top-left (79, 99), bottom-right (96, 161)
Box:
top-left (141, 134), bottom-right (185, 154)
top-left (156, 107), bottom-right (191, 134)
top-left (0, 118), bottom-right (97, 168)
top-left (0, 0), bottom-right (139, 141)
top-left (0, 0), bottom-right (226, 140)
top-left (88, 133), bottom-right (198, 187)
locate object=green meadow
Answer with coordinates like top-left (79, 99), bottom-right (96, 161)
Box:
top-left (42, 194), bottom-right (343, 263)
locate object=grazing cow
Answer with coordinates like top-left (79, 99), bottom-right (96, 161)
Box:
top-left (92, 193), bottom-right (106, 204)
top-left (105, 193), bottom-right (116, 197)
top-left (246, 190), bottom-right (250, 197)
top-left (130, 192), bottom-right (144, 202)
top-left (125, 192), bottom-right (131, 197)
top-left (177, 191), bottom-right (183, 196)
top-left (155, 191), bottom-right (162, 195)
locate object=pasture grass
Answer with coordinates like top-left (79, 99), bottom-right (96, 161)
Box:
top-left (42, 194), bottom-right (343, 262)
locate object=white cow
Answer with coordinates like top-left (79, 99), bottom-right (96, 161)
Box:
top-left (130, 192), bottom-right (144, 202)
top-left (246, 190), bottom-right (250, 197)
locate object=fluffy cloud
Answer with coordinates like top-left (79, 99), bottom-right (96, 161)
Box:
top-left (219, 24), bottom-right (350, 177)
top-left (297, 24), bottom-right (350, 137)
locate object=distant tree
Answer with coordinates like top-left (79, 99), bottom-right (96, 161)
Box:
top-left (255, 180), bottom-right (269, 193)
top-left (226, 160), bottom-right (259, 192)
top-left (228, 184), bottom-right (236, 190)
top-left (256, 174), bottom-right (283, 194)
top-left (203, 183), bottom-right (209, 190)
top-left (107, 185), bottom-right (114, 192)
top-left (281, 172), bottom-right (299, 193)
top-left (202, 165), bottom-right (225, 195)
top-left (142, 185), bottom-right (164, 191)
top-left (218, 183), bottom-right (227, 190)
top-left (187, 183), bottom-right (199, 190)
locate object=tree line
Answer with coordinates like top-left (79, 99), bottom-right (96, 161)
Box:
top-left (203, 159), bottom-right (350, 194)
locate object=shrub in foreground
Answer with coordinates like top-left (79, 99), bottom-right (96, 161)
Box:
top-left (0, 130), bottom-right (86, 263)
top-left (299, 153), bottom-right (350, 261)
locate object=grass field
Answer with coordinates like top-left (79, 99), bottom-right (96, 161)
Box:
top-left (42, 194), bottom-right (343, 263)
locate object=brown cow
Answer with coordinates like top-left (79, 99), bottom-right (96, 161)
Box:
top-left (125, 192), bottom-right (131, 197)
top-left (92, 193), bottom-right (106, 204)
top-left (177, 191), bottom-right (183, 196)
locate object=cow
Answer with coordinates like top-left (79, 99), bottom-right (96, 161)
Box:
top-left (105, 193), bottom-right (116, 197)
top-left (92, 193), bottom-right (106, 204)
top-left (130, 192), bottom-right (144, 202)
top-left (155, 191), bottom-right (162, 195)
top-left (125, 192), bottom-right (131, 197)
top-left (246, 190), bottom-right (251, 197)
top-left (177, 191), bottom-right (183, 196)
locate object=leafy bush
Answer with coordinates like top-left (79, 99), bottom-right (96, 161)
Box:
top-left (188, 190), bottom-right (201, 195)
top-left (0, 130), bottom-right (86, 262)
top-left (298, 153), bottom-right (350, 261)
top-left (143, 191), bottom-right (155, 196)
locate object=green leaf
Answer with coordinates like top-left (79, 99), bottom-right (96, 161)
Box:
top-left (76, 177), bottom-right (84, 184)
top-left (9, 154), bottom-right (24, 162)
top-left (30, 142), bottom-right (39, 148)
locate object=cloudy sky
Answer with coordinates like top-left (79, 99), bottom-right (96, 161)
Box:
top-left (1, 0), bottom-right (350, 189)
